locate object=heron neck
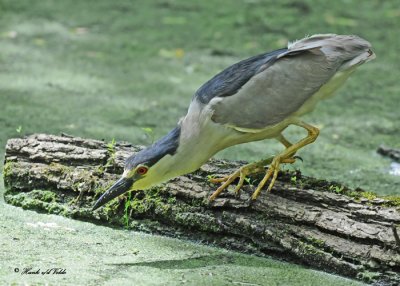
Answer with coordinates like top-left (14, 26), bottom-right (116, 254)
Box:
top-left (174, 119), bottom-right (231, 174)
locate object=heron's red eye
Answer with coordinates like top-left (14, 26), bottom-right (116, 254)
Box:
top-left (137, 166), bottom-right (148, 175)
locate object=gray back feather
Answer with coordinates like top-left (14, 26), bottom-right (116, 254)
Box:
top-left (194, 48), bottom-right (288, 104)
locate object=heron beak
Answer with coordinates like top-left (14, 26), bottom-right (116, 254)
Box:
top-left (92, 177), bottom-right (133, 211)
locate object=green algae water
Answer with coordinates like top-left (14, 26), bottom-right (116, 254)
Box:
top-left (0, 0), bottom-right (398, 284)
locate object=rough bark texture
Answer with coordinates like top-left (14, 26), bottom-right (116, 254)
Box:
top-left (3, 134), bottom-right (400, 285)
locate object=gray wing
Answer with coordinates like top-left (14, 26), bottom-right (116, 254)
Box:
top-left (193, 48), bottom-right (289, 104)
top-left (196, 34), bottom-right (371, 130)
top-left (210, 50), bottom-right (335, 129)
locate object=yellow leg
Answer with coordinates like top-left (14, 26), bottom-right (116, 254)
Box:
top-left (209, 121), bottom-right (319, 201)
top-left (276, 133), bottom-right (303, 162)
top-left (276, 134), bottom-right (293, 148)
top-left (251, 121), bottom-right (319, 200)
top-left (209, 134), bottom-right (293, 187)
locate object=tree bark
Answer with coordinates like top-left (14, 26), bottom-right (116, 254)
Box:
top-left (3, 134), bottom-right (400, 285)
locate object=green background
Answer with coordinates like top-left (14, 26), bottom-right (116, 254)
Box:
top-left (0, 0), bottom-right (398, 285)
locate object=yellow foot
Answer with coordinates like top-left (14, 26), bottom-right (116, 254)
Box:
top-left (209, 157), bottom-right (274, 201)
top-left (209, 156), bottom-right (296, 201)
top-left (209, 121), bottom-right (320, 202)
top-left (250, 157), bottom-right (295, 200)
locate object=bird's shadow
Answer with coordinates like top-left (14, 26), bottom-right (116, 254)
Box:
top-left (107, 254), bottom-right (283, 270)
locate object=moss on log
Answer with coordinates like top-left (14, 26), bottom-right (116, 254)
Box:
top-left (3, 134), bottom-right (400, 285)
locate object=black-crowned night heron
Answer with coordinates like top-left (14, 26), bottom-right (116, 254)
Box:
top-left (93, 34), bottom-right (375, 210)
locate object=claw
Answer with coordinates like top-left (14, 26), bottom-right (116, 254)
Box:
top-left (232, 169), bottom-right (248, 198)
top-left (209, 176), bottom-right (230, 184)
top-left (209, 169), bottom-right (241, 201)
top-left (208, 160), bottom-right (268, 201)
top-left (251, 157), bottom-right (281, 200)
top-left (293, 155), bottom-right (303, 162)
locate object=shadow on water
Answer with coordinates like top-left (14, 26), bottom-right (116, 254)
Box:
top-left (106, 254), bottom-right (280, 270)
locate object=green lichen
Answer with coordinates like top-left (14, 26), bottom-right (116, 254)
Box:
top-left (27, 189), bottom-right (56, 203)
top-left (67, 167), bottom-right (103, 205)
top-left (94, 184), bottom-right (108, 195)
top-left (382, 195), bottom-right (400, 207)
top-left (5, 189), bottom-right (65, 214)
top-left (167, 196), bottom-right (176, 204)
top-left (298, 175), bottom-right (400, 207)
top-left (357, 270), bottom-right (381, 283)
top-left (49, 162), bottom-right (72, 175)
top-left (290, 175), bottom-right (330, 192)
top-left (2, 161), bottom-right (15, 190)
top-left (296, 241), bottom-right (328, 268)
top-left (94, 165), bottom-right (105, 175)
top-left (338, 189), bottom-right (368, 201)
top-left (307, 237), bottom-right (326, 248)
top-left (128, 188), bottom-right (171, 215)
top-left (341, 189), bottom-right (400, 208)
top-left (346, 191), bottom-right (361, 198)
top-left (95, 186), bottom-right (176, 227)
top-left (47, 203), bottom-right (64, 214)
top-left (360, 191), bottom-right (377, 200)
top-left (2, 161), bottom-right (13, 178)
top-left (40, 190), bottom-right (57, 203)
top-left (297, 241), bottom-right (326, 257)
top-left (102, 201), bottom-right (121, 221)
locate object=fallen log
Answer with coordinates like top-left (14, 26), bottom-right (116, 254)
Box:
top-left (3, 134), bottom-right (400, 285)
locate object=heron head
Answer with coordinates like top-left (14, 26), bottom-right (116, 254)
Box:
top-left (92, 127), bottom-right (181, 210)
